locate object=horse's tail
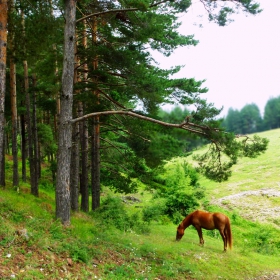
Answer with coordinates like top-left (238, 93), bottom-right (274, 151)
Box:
top-left (225, 217), bottom-right (233, 250)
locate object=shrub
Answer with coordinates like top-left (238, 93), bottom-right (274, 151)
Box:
top-left (253, 228), bottom-right (279, 255)
top-left (67, 243), bottom-right (90, 263)
top-left (95, 196), bottom-right (131, 231)
top-left (164, 190), bottom-right (199, 224)
top-left (142, 203), bottom-right (166, 223)
top-left (94, 196), bottom-right (150, 233)
top-left (150, 161), bottom-right (204, 224)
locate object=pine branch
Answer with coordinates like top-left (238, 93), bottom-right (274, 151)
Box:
top-left (76, 8), bottom-right (138, 23)
top-left (76, 0), bottom-right (172, 23)
top-left (70, 110), bottom-right (217, 137)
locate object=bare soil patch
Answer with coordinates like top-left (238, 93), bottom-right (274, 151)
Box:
top-left (212, 188), bottom-right (280, 225)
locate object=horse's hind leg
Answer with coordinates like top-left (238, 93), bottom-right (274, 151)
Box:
top-left (195, 227), bottom-right (204, 246)
top-left (219, 229), bottom-right (227, 251)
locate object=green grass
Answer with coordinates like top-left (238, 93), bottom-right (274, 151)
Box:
top-left (1, 129), bottom-right (280, 279)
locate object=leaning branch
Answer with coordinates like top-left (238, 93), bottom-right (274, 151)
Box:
top-left (70, 110), bottom-right (217, 137)
top-left (76, 8), bottom-right (138, 23)
top-left (76, 0), bottom-right (171, 23)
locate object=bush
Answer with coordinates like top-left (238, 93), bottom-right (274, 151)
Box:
top-left (252, 228), bottom-right (279, 255)
top-left (93, 196), bottom-right (150, 234)
top-left (94, 196), bottom-right (131, 231)
top-left (164, 190), bottom-right (199, 224)
top-left (150, 161), bottom-right (204, 224)
top-left (142, 203), bottom-right (166, 223)
top-left (67, 243), bottom-right (91, 263)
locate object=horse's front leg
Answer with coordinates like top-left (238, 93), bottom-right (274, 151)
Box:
top-left (195, 227), bottom-right (204, 246)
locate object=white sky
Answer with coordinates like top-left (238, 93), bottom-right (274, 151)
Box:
top-left (155, 0), bottom-right (280, 117)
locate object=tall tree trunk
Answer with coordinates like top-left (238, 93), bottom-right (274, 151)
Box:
top-left (70, 115), bottom-right (79, 211)
top-left (20, 6), bottom-right (38, 195)
top-left (19, 1), bottom-right (26, 184)
top-left (0, 0), bottom-right (8, 187)
top-left (5, 130), bottom-right (9, 154)
top-left (50, 1), bottom-right (59, 140)
top-left (53, 43), bottom-right (59, 140)
top-left (24, 60), bottom-right (38, 196)
top-left (70, 41), bottom-right (80, 212)
top-left (91, 17), bottom-right (100, 210)
top-left (80, 103), bottom-right (89, 212)
top-left (91, 120), bottom-right (100, 210)
top-left (10, 55), bottom-right (19, 188)
top-left (32, 74), bottom-right (40, 182)
top-left (20, 112), bottom-right (26, 182)
top-left (9, 0), bottom-right (19, 189)
top-left (56, 0), bottom-right (76, 225)
top-left (0, 138), bottom-right (4, 186)
top-left (80, 21), bottom-right (89, 212)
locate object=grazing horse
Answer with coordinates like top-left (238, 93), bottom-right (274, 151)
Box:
top-left (176, 210), bottom-right (232, 251)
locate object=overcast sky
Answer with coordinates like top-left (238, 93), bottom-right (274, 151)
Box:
top-left (155, 0), bottom-right (280, 117)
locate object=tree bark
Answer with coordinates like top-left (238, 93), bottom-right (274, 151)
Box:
top-left (70, 34), bottom-right (80, 212)
top-left (0, 0), bottom-right (8, 187)
top-left (8, 0), bottom-right (19, 189)
top-left (80, 103), bottom-right (89, 212)
top-left (24, 60), bottom-right (38, 196)
top-left (70, 114), bottom-right (79, 211)
top-left (10, 56), bottom-right (19, 188)
top-left (19, 6), bottom-right (26, 182)
top-left (20, 113), bottom-right (26, 182)
top-left (0, 137), bottom-right (4, 186)
top-left (91, 17), bottom-right (101, 210)
top-left (32, 74), bottom-right (40, 182)
top-left (53, 43), bottom-right (59, 140)
top-left (56, 0), bottom-right (76, 225)
top-left (91, 120), bottom-right (100, 210)
top-left (80, 22), bottom-right (89, 212)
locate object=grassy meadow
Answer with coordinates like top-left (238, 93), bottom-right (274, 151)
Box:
top-left (0, 129), bottom-right (280, 279)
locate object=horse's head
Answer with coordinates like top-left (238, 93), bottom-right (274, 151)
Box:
top-left (176, 224), bottom-right (184, 241)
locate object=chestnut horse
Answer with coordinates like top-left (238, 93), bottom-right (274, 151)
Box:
top-left (176, 210), bottom-right (232, 251)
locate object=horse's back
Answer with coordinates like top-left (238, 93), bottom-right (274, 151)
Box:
top-left (192, 210), bottom-right (216, 229)
top-left (192, 210), bottom-right (229, 230)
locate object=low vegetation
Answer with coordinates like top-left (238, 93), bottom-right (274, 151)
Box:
top-left (1, 129), bottom-right (280, 279)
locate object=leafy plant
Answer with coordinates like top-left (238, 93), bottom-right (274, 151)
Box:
top-left (164, 190), bottom-right (199, 224)
top-left (67, 243), bottom-right (90, 263)
top-left (151, 162), bottom-right (203, 223)
top-left (142, 202), bottom-right (167, 223)
top-left (92, 196), bottom-right (150, 233)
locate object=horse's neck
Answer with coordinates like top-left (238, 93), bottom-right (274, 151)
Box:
top-left (182, 214), bottom-right (192, 229)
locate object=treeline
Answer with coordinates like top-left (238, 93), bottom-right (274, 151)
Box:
top-left (223, 96), bottom-right (280, 134)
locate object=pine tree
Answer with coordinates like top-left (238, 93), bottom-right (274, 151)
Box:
top-left (55, 0), bottom-right (76, 225)
top-left (0, 0), bottom-right (8, 187)
top-left (263, 97), bottom-right (280, 130)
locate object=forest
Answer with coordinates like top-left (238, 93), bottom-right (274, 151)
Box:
top-left (0, 0), bottom-right (270, 226)
top-left (222, 97), bottom-right (280, 134)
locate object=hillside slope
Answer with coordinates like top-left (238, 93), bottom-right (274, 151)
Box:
top-left (0, 129), bottom-right (280, 279)
top-left (201, 128), bottom-right (280, 227)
